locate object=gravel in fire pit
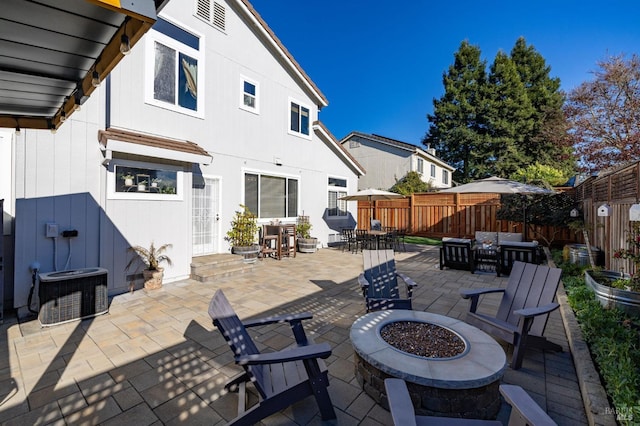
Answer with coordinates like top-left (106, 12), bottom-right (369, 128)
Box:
top-left (380, 321), bottom-right (466, 358)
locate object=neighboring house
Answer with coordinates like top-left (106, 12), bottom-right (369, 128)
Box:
top-left (1, 0), bottom-right (364, 316)
top-left (340, 132), bottom-right (454, 190)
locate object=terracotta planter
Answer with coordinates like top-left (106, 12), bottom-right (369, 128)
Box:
top-left (143, 268), bottom-right (164, 290)
top-left (298, 238), bottom-right (318, 253)
top-left (584, 270), bottom-right (640, 316)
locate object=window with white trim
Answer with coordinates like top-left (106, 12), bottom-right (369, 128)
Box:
top-left (108, 159), bottom-right (184, 200)
top-left (145, 18), bottom-right (204, 117)
top-left (289, 99), bottom-right (310, 137)
top-left (244, 172), bottom-right (298, 219)
top-left (328, 177), bottom-right (347, 217)
top-left (240, 76), bottom-right (259, 113)
top-left (430, 164), bottom-right (436, 178)
top-left (443, 169), bottom-right (449, 185)
top-left (417, 158), bottom-right (424, 174)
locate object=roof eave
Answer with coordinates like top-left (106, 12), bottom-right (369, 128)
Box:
top-left (313, 122), bottom-right (365, 176)
top-left (235, 0), bottom-right (328, 108)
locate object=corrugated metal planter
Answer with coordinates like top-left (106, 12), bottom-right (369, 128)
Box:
top-left (584, 270), bottom-right (640, 316)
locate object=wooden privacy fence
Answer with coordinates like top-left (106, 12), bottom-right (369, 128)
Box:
top-left (357, 192), bottom-right (578, 246)
top-left (575, 161), bottom-right (640, 270)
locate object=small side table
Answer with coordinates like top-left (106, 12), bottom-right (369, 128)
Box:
top-left (473, 246), bottom-right (498, 274)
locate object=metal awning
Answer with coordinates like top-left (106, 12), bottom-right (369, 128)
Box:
top-left (0, 0), bottom-right (160, 131)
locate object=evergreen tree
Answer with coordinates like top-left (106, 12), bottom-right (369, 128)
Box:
top-left (510, 38), bottom-right (575, 176)
top-left (485, 51), bottom-right (535, 177)
top-left (423, 41), bottom-right (487, 183)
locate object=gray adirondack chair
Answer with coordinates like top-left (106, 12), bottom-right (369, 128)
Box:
top-left (208, 290), bottom-right (336, 425)
top-left (460, 261), bottom-right (563, 370)
top-left (359, 249), bottom-right (417, 312)
top-left (384, 378), bottom-right (557, 425)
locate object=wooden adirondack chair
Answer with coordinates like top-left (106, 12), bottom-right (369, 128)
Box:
top-left (359, 249), bottom-right (417, 312)
top-left (460, 261), bottom-right (563, 370)
top-left (384, 378), bottom-right (557, 425)
top-left (208, 290), bottom-right (336, 425)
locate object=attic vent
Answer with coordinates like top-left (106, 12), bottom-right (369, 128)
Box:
top-left (195, 0), bottom-right (226, 32)
top-left (196, 0), bottom-right (210, 21)
top-left (213, 2), bottom-right (226, 31)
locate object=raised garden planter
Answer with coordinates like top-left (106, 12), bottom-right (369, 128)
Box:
top-left (584, 269), bottom-right (640, 316)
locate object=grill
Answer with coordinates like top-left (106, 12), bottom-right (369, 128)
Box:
top-left (38, 268), bottom-right (108, 326)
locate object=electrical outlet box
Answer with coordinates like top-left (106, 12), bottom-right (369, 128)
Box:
top-left (62, 230), bottom-right (79, 238)
top-left (45, 223), bottom-right (58, 238)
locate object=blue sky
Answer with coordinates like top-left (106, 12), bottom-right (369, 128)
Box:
top-left (250, 1), bottom-right (639, 145)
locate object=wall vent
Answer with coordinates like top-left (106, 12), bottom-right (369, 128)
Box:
top-left (196, 0), bottom-right (210, 22)
top-left (212, 2), bottom-right (226, 31)
top-left (196, 0), bottom-right (225, 32)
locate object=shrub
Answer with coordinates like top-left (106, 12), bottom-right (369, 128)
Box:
top-left (558, 253), bottom-right (640, 425)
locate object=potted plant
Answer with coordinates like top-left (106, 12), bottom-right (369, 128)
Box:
top-left (584, 222), bottom-right (640, 315)
top-left (122, 174), bottom-right (134, 186)
top-left (151, 178), bottom-right (161, 188)
top-left (225, 205), bottom-right (260, 263)
top-left (137, 180), bottom-right (147, 192)
top-left (125, 242), bottom-right (173, 290)
top-left (297, 216), bottom-right (318, 253)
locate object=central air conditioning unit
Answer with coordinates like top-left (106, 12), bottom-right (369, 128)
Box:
top-left (38, 268), bottom-right (109, 326)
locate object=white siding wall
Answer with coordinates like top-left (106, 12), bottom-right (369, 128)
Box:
top-left (106, 0), bottom-right (355, 248)
top-left (13, 92), bottom-right (105, 308)
top-left (10, 0), bottom-right (359, 311)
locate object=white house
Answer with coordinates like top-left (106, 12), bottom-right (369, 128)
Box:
top-left (340, 132), bottom-right (454, 190)
top-left (1, 0), bottom-right (364, 317)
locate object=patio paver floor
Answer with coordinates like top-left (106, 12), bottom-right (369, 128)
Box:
top-left (0, 245), bottom-right (589, 425)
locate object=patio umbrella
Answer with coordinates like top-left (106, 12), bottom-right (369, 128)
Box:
top-left (339, 188), bottom-right (405, 221)
top-left (439, 177), bottom-right (555, 237)
top-left (438, 176), bottom-right (554, 195)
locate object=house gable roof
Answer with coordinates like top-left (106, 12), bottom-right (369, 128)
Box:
top-left (235, 0), bottom-right (328, 107)
top-left (314, 122), bottom-right (365, 176)
top-left (340, 131), bottom-right (454, 171)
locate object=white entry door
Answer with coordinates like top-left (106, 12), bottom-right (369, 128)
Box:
top-left (192, 176), bottom-right (220, 256)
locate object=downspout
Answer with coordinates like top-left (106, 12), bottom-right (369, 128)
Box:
top-left (105, 75), bottom-right (111, 129)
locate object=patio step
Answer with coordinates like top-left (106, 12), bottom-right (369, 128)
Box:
top-left (190, 253), bottom-right (257, 282)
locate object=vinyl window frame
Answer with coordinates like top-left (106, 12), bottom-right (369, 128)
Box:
top-left (239, 75), bottom-right (259, 114)
top-left (288, 97), bottom-right (312, 139)
top-left (108, 159), bottom-right (184, 201)
top-left (327, 176), bottom-right (347, 218)
top-left (243, 170), bottom-right (299, 220)
top-left (144, 19), bottom-right (205, 118)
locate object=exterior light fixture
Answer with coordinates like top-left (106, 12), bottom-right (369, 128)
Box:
top-left (15, 126), bottom-right (21, 136)
top-left (120, 18), bottom-right (131, 55)
top-left (59, 109), bottom-right (66, 123)
top-left (48, 119), bottom-right (57, 134)
top-left (92, 71), bottom-right (101, 87)
top-left (120, 34), bottom-right (131, 55)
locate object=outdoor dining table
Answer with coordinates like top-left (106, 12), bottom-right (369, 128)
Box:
top-left (367, 230), bottom-right (389, 250)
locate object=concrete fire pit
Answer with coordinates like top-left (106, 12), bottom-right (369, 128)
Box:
top-left (350, 310), bottom-right (507, 419)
